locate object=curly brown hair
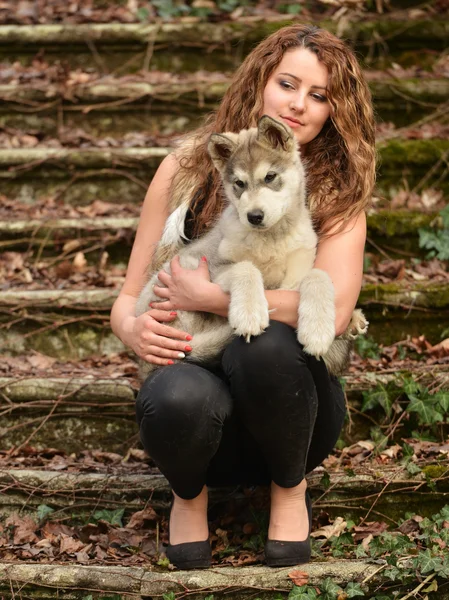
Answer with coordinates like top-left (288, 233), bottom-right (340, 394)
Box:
top-left (169, 24), bottom-right (376, 239)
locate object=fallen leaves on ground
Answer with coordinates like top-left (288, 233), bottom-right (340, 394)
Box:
top-left (0, 196), bottom-right (140, 221)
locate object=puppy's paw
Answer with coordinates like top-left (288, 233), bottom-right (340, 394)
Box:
top-left (229, 296), bottom-right (270, 341)
top-left (297, 318), bottom-right (335, 357)
top-left (347, 309), bottom-right (369, 339)
top-left (297, 269), bottom-right (336, 357)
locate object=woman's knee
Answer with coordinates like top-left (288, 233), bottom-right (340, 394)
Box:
top-left (136, 363), bottom-right (232, 425)
top-left (223, 320), bottom-right (306, 372)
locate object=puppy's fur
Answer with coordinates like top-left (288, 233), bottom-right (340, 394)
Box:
top-left (136, 116), bottom-right (367, 379)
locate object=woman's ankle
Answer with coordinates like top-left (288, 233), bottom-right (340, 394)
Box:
top-left (268, 479), bottom-right (309, 541)
top-left (169, 486), bottom-right (209, 545)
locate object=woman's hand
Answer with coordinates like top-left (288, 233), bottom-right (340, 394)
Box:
top-left (128, 309), bottom-right (193, 367)
top-left (150, 255), bottom-right (213, 312)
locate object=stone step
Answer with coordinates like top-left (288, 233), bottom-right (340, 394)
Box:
top-left (1, 75), bottom-right (447, 134)
top-left (1, 462), bottom-right (447, 520)
top-left (1, 367), bottom-right (447, 452)
top-left (0, 18), bottom-right (446, 72)
top-left (0, 209), bottom-right (443, 257)
top-left (0, 560), bottom-right (401, 599)
top-left (1, 139), bottom-right (447, 205)
top-left (0, 280), bottom-right (448, 355)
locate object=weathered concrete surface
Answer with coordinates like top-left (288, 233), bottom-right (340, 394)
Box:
top-left (0, 560), bottom-right (387, 599)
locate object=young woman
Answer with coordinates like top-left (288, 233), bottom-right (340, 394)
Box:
top-left (110, 24), bottom-right (376, 569)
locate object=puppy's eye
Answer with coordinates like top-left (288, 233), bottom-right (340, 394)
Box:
top-left (235, 180), bottom-right (245, 188)
top-left (265, 172), bottom-right (276, 183)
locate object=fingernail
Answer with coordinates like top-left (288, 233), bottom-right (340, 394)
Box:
top-left (201, 256), bottom-right (207, 262)
top-left (186, 335), bottom-right (193, 341)
top-left (185, 345), bottom-right (192, 352)
top-left (170, 311), bottom-right (177, 316)
top-left (178, 352), bottom-right (185, 359)
top-left (167, 360), bottom-right (174, 365)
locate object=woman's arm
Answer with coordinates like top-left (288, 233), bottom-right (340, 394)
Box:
top-left (110, 154), bottom-right (194, 366)
top-left (197, 211), bottom-right (366, 336)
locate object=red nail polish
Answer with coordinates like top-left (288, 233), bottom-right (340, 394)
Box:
top-left (185, 345), bottom-right (192, 352)
top-left (170, 311), bottom-right (177, 316)
top-left (201, 256), bottom-right (207, 262)
top-left (186, 335), bottom-right (193, 341)
top-left (167, 360), bottom-right (174, 365)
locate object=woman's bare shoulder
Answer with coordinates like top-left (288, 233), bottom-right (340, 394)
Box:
top-left (120, 153), bottom-right (180, 297)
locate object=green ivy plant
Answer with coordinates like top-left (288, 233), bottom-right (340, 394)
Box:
top-left (419, 204), bottom-right (449, 261)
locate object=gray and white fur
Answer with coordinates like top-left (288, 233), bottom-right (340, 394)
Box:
top-left (136, 115), bottom-right (367, 379)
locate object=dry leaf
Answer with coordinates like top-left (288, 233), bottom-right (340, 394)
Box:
top-left (362, 533), bottom-right (373, 550)
top-left (127, 507), bottom-right (159, 529)
top-left (5, 515), bottom-right (39, 544)
top-left (63, 239), bottom-right (81, 253)
top-left (27, 352), bottom-right (57, 370)
top-left (310, 517), bottom-right (347, 539)
top-left (427, 338), bottom-right (449, 358)
top-left (357, 441), bottom-right (375, 451)
top-left (288, 569), bottom-right (309, 586)
top-left (73, 251), bottom-right (87, 272)
top-left (60, 534), bottom-right (85, 554)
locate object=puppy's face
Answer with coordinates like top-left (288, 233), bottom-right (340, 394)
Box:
top-left (208, 116), bottom-right (305, 230)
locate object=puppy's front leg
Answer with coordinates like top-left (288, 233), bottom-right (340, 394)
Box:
top-left (297, 268), bottom-right (336, 357)
top-left (216, 261), bottom-right (269, 341)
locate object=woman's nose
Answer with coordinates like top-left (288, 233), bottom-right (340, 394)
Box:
top-left (290, 93), bottom-right (306, 113)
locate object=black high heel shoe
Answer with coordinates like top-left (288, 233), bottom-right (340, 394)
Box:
top-left (264, 490), bottom-right (313, 567)
top-left (165, 497), bottom-right (211, 570)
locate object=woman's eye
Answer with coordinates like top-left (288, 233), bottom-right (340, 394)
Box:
top-left (265, 172), bottom-right (276, 183)
top-left (312, 93), bottom-right (327, 102)
top-left (235, 180), bottom-right (245, 188)
top-left (280, 80), bottom-right (294, 90)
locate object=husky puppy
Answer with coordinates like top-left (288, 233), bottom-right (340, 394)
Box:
top-left (136, 116), bottom-right (367, 379)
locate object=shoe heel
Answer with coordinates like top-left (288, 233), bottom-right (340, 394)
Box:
top-left (264, 490), bottom-right (313, 567)
top-left (165, 495), bottom-right (211, 570)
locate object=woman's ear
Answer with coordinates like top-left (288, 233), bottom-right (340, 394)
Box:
top-left (207, 134), bottom-right (237, 172)
top-left (257, 115), bottom-right (296, 152)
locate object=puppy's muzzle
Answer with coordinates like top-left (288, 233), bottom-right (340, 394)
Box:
top-left (247, 209), bottom-right (264, 226)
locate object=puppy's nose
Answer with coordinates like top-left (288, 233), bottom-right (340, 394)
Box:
top-left (247, 209), bottom-right (264, 225)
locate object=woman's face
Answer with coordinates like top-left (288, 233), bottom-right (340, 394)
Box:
top-left (262, 47), bottom-right (331, 148)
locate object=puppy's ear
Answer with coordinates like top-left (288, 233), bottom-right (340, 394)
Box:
top-left (208, 134), bottom-right (237, 172)
top-left (257, 115), bottom-right (295, 152)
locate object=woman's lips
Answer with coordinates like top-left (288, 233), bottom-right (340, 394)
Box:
top-left (281, 116), bottom-right (304, 128)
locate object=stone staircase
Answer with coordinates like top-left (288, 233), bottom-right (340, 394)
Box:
top-left (0, 3), bottom-right (448, 598)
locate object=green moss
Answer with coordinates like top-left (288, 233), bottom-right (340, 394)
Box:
top-left (359, 282), bottom-right (449, 309)
top-left (367, 210), bottom-right (440, 238)
top-left (423, 464), bottom-right (449, 479)
top-left (378, 139), bottom-right (449, 167)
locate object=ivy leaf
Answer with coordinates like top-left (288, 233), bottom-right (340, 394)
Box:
top-left (406, 462), bottom-right (422, 475)
top-left (288, 585), bottom-right (317, 599)
top-left (321, 578), bottom-right (343, 598)
top-left (384, 566), bottom-right (401, 581)
top-left (436, 392), bottom-right (449, 412)
top-left (435, 563), bottom-right (449, 577)
top-left (407, 397), bottom-right (443, 424)
top-left (345, 582), bottom-right (365, 597)
top-left (320, 471), bottom-right (331, 489)
top-left (414, 549), bottom-right (443, 574)
top-left (37, 504), bottom-right (54, 522)
top-left (362, 388), bottom-right (391, 416)
top-left (402, 377), bottom-right (420, 395)
top-left (355, 544), bottom-right (368, 558)
top-left (441, 204), bottom-right (449, 228)
top-left (93, 508), bottom-right (124, 527)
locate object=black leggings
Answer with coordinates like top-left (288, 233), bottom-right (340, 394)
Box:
top-left (135, 321), bottom-right (346, 500)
